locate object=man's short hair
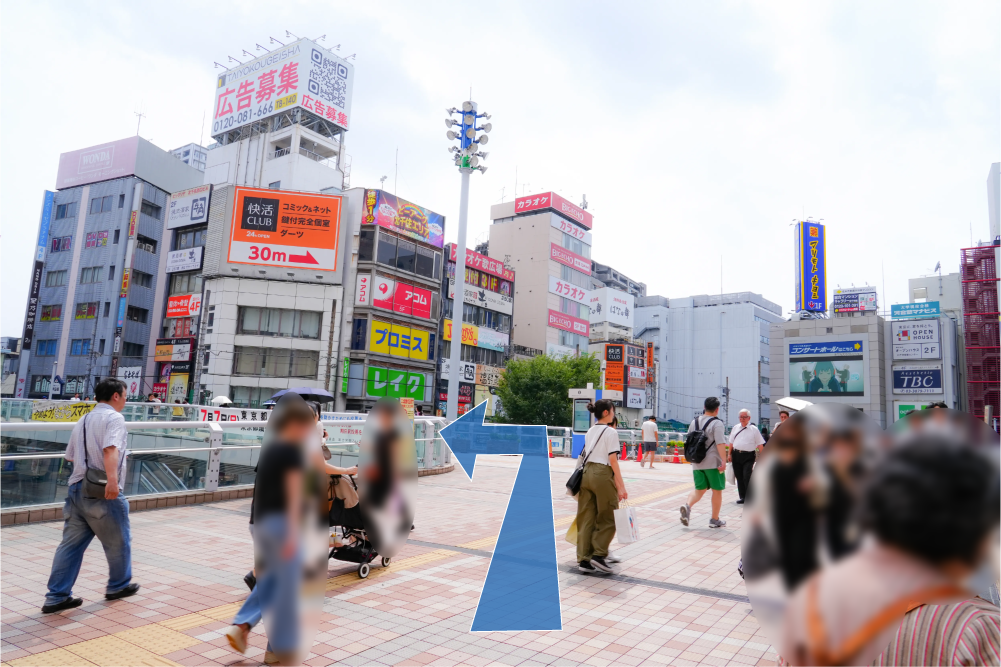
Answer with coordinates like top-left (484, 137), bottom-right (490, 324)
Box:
top-left (704, 396), bottom-right (720, 412)
top-left (647, 415), bottom-right (656, 421)
top-left (95, 378), bottom-right (127, 402)
top-left (739, 409), bottom-right (751, 417)
top-left (779, 410), bottom-right (790, 417)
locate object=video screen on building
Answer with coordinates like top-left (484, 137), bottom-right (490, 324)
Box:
top-left (787, 340), bottom-right (865, 397)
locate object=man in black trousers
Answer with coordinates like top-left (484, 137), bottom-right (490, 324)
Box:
top-left (727, 409), bottom-right (765, 505)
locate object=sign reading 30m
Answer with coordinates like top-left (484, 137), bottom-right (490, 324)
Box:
top-left (228, 186), bottom-right (342, 272)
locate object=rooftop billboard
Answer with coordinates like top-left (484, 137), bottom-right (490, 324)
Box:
top-left (55, 137), bottom-right (140, 190)
top-left (514, 191), bottom-right (593, 229)
top-left (794, 220), bottom-right (827, 312)
top-left (363, 189), bottom-right (444, 248)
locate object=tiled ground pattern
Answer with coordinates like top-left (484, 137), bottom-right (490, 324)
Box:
top-left (1, 457), bottom-right (777, 666)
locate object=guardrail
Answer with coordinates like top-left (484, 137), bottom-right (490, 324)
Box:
top-left (0, 418), bottom-right (449, 510)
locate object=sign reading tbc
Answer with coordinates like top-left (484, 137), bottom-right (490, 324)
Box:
top-left (892, 366), bottom-right (943, 395)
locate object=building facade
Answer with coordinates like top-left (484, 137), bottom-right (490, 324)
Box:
top-left (15, 137), bottom-right (203, 399)
top-left (170, 144), bottom-right (208, 172)
top-left (637, 292), bottom-right (782, 429)
top-left (488, 191), bottom-right (594, 359)
top-left (434, 244), bottom-right (514, 416)
top-left (590, 260), bottom-right (646, 299)
top-left (334, 190), bottom-right (446, 414)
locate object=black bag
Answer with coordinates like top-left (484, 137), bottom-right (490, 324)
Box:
top-left (684, 416), bottom-right (720, 464)
top-left (80, 415), bottom-right (124, 499)
top-left (566, 426), bottom-right (610, 497)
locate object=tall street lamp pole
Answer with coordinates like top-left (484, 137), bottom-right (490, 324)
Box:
top-left (444, 100), bottom-right (491, 421)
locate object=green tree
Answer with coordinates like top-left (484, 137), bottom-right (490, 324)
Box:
top-left (494, 353), bottom-right (600, 426)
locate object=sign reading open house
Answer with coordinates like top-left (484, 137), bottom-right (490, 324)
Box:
top-left (228, 186), bottom-right (342, 271)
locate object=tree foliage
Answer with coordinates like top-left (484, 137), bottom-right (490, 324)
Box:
top-left (494, 353), bottom-right (601, 426)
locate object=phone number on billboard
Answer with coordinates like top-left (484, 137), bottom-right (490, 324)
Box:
top-left (212, 93), bottom-right (297, 133)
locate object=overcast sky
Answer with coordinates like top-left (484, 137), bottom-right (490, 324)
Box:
top-left (2, 1), bottom-right (998, 336)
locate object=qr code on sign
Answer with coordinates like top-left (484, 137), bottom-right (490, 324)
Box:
top-left (308, 49), bottom-right (348, 109)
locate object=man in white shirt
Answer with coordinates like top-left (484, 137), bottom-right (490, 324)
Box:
top-left (42, 378), bottom-right (140, 613)
top-left (639, 416), bottom-right (659, 469)
top-left (728, 408), bottom-right (765, 505)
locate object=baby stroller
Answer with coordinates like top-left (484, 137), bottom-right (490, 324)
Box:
top-left (327, 475), bottom-right (391, 578)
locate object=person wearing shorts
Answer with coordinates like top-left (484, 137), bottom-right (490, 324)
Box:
top-left (640, 415), bottom-right (659, 468)
top-left (680, 397), bottom-right (728, 528)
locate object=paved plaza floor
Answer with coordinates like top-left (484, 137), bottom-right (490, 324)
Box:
top-left (1, 457), bottom-right (777, 666)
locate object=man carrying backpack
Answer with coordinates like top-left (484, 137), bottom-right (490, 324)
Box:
top-left (680, 397), bottom-right (728, 528)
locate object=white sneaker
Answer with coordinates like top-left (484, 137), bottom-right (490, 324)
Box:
top-left (605, 551), bottom-right (622, 564)
top-left (225, 625), bottom-right (247, 654)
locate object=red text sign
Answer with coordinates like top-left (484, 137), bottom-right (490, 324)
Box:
top-left (550, 243), bottom-right (591, 273)
top-left (548, 309), bottom-right (590, 337)
top-left (448, 244), bottom-right (515, 281)
top-left (515, 191), bottom-right (593, 229)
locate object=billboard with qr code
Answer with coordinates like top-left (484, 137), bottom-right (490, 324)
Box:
top-left (212, 38), bottom-right (354, 139)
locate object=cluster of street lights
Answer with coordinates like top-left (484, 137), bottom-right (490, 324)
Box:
top-left (443, 100), bottom-right (492, 420)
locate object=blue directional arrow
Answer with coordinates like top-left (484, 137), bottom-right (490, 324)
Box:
top-left (438, 401), bottom-right (561, 632)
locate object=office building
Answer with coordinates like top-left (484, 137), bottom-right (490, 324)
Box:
top-left (14, 136), bottom-right (203, 399)
top-left (488, 191), bottom-right (594, 359)
top-left (588, 287), bottom-right (635, 342)
top-left (170, 143), bottom-right (209, 172)
top-left (882, 310), bottom-right (961, 421)
top-left (1, 337), bottom-right (21, 397)
top-left (636, 292), bottom-right (782, 428)
top-left (334, 190), bottom-right (447, 414)
top-left (434, 243), bottom-right (514, 416)
top-left (590, 260), bottom-right (646, 299)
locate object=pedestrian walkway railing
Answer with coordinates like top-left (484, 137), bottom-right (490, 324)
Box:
top-left (0, 417), bottom-right (449, 510)
top-left (614, 429), bottom-right (686, 459)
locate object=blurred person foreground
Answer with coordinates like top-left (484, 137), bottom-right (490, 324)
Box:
top-left (742, 405), bottom-right (1000, 666)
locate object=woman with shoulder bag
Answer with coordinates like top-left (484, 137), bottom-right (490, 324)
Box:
top-left (574, 399), bottom-right (628, 575)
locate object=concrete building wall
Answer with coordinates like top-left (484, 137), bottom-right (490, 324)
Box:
top-left (883, 314), bottom-right (960, 421)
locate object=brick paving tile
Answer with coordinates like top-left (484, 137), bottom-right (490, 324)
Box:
top-left (3, 457), bottom-right (772, 666)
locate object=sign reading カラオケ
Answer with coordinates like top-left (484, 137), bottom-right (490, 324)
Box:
top-left (212, 38), bottom-right (354, 138)
top-left (228, 186), bottom-right (342, 272)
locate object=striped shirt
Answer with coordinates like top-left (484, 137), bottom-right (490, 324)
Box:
top-left (874, 598), bottom-right (1000, 666)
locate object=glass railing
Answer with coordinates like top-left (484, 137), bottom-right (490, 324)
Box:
top-left (0, 417), bottom-right (450, 510)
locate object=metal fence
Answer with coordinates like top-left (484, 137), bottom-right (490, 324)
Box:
top-left (0, 415), bottom-right (449, 510)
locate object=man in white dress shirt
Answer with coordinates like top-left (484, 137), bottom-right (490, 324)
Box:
top-left (727, 408), bottom-right (765, 505)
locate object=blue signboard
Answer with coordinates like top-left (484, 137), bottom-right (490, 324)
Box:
top-left (794, 221), bottom-right (827, 312)
top-left (891, 301), bottom-right (940, 319)
top-left (36, 191), bottom-right (54, 260)
top-left (789, 340), bottom-right (862, 356)
top-left (892, 366), bottom-right (943, 395)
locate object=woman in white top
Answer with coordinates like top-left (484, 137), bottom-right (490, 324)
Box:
top-left (575, 399), bottom-right (628, 575)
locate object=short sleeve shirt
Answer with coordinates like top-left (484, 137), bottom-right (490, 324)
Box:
top-left (66, 403), bottom-right (128, 490)
top-left (729, 423), bottom-right (766, 452)
top-left (583, 424), bottom-right (620, 466)
top-left (641, 421), bottom-right (659, 443)
top-left (687, 415), bottom-right (725, 470)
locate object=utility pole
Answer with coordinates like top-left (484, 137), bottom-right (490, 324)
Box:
top-left (724, 376), bottom-right (730, 426)
top-left (443, 100), bottom-right (491, 421)
top-left (48, 360), bottom-right (58, 400)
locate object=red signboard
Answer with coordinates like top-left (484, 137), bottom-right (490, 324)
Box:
top-left (550, 243), bottom-right (591, 273)
top-left (166, 293), bottom-right (202, 318)
top-left (447, 244), bottom-right (515, 281)
top-left (548, 309), bottom-right (590, 337)
top-left (392, 283), bottom-right (432, 319)
top-left (514, 191), bottom-right (593, 230)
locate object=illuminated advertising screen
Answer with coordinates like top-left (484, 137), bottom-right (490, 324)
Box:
top-left (794, 221), bottom-right (827, 312)
top-left (788, 340), bottom-right (864, 397)
top-left (362, 189), bottom-right (444, 248)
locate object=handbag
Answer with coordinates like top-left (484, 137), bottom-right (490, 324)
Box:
top-left (80, 415), bottom-right (124, 499)
top-left (565, 518), bottom-right (578, 546)
top-left (332, 474), bottom-right (359, 508)
top-left (726, 462), bottom-right (736, 485)
top-left (614, 500), bottom-right (640, 544)
top-left (565, 426), bottom-right (610, 497)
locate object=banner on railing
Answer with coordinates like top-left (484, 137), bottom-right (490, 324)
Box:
top-left (29, 401), bottom-right (96, 422)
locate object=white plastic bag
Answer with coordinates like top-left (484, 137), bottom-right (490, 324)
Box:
top-left (614, 502), bottom-right (640, 544)
top-left (726, 462), bottom-right (735, 486)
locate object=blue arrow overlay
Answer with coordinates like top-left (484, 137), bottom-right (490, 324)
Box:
top-left (438, 402), bottom-right (561, 632)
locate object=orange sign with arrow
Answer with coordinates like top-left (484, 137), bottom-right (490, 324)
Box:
top-left (228, 186), bottom-right (342, 272)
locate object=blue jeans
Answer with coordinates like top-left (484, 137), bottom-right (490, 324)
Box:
top-left (45, 482), bottom-right (132, 605)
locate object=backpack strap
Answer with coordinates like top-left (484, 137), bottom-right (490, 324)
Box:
top-left (805, 576), bottom-right (968, 665)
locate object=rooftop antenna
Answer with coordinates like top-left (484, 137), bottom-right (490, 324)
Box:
top-left (199, 111), bottom-right (205, 147)
top-left (394, 148), bottom-right (398, 195)
top-left (580, 194), bottom-right (588, 210)
top-left (270, 36), bottom-right (285, 46)
top-left (379, 175), bottom-right (387, 189)
top-left (134, 103), bottom-right (146, 136)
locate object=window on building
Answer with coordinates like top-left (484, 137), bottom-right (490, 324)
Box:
top-left (358, 228), bottom-right (375, 262)
top-left (913, 287), bottom-right (928, 301)
top-left (230, 386), bottom-right (284, 409)
top-left (122, 342), bottom-right (144, 358)
top-left (70, 339), bottom-right (92, 356)
top-left (74, 302), bottom-right (98, 319)
top-left (560, 298), bottom-right (589, 320)
top-left (761, 397), bottom-right (770, 404)
top-left (50, 237), bottom-right (72, 253)
top-left (103, 301), bottom-right (111, 318)
top-left (90, 195), bottom-right (114, 214)
top-left (55, 202), bottom-right (78, 220)
top-left (80, 266), bottom-right (104, 283)
top-left (238, 307), bottom-right (321, 339)
top-left (140, 200), bottom-right (162, 219)
top-left (169, 272), bottom-right (202, 295)
top-left (164, 317), bottom-right (194, 338)
top-left (132, 271), bottom-right (153, 288)
top-left (119, 194), bottom-right (125, 208)
top-left (761, 376), bottom-right (770, 385)
top-left (415, 246), bottom-right (435, 278)
top-left (113, 229), bottom-right (120, 244)
top-left (136, 235), bottom-right (157, 254)
top-left (558, 330), bottom-right (589, 351)
top-left (98, 339), bottom-right (106, 354)
top-left (560, 264), bottom-right (591, 289)
top-left (396, 240), bottom-right (416, 273)
top-left (31, 375), bottom-right (52, 394)
top-left (351, 318), bottom-right (368, 350)
top-left (45, 270), bottom-right (67, 287)
top-left (761, 355), bottom-right (770, 364)
top-left (377, 233), bottom-right (398, 267)
top-left (760, 335), bottom-right (770, 345)
top-left (36, 340), bottom-right (57, 356)
top-left (562, 233), bottom-right (591, 259)
top-left (126, 306), bottom-right (149, 324)
top-left (231, 347), bottom-right (319, 379)
top-left (268, 181), bottom-right (281, 189)
top-left (183, 149), bottom-right (191, 157)
top-left (40, 305), bottom-right (62, 321)
top-left (63, 376), bottom-right (88, 395)
top-left (111, 265), bottom-right (118, 280)
top-left (174, 227), bottom-right (207, 250)
top-left (441, 341), bottom-right (504, 366)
